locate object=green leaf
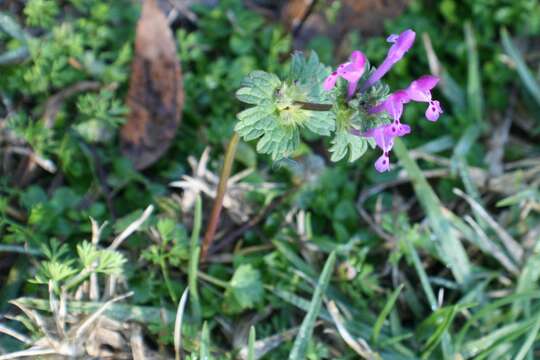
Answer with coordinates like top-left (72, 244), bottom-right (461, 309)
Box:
top-left (417, 305), bottom-right (461, 359)
top-left (24, 0), bottom-right (59, 28)
top-left (157, 218), bottom-right (176, 244)
top-left (235, 52), bottom-right (335, 161)
top-left (236, 70), bottom-right (281, 105)
top-left (329, 128), bottom-right (368, 162)
top-left (290, 51), bottom-right (328, 96)
top-left (224, 264), bottom-right (264, 312)
top-left (288, 251), bottom-right (336, 360)
top-left (200, 321), bottom-right (211, 360)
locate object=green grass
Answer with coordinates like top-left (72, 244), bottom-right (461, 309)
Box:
top-left (1, 0), bottom-right (540, 359)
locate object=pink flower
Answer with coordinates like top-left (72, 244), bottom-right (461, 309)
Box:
top-left (323, 50), bottom-right (367, 98)
top-left (363, 75), bottom-right (442, 172)
top-left (369, 90), bottom-right (411, 137)
top-left (362, 122), bottom-right (409, 172)
top-left (362, 29), bottom-right (416, 91)
top-left (405, 75), bottom-right (443, 121)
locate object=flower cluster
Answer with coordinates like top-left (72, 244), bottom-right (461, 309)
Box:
top-left (323, 29), bottom-right (443, 172)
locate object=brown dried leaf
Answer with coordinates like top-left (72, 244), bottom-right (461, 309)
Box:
top-left (121, 0), bottom-right (184, 170)
top-left (280, 0), bottom-right (313, 31)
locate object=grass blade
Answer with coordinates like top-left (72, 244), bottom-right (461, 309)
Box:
top-left (373, 284), bottom-right (404, 344)
top-left (454, 291), bottom-right (540, 349)
top-left (288, 251), bottom-right (336, 360)
top-left (0, 11), bottom-right (29, 42)
top-left (462, 319), bottom-right (535, 358)
top-left (418, 305), bottom-right (460, 360)
top-left (501, 27), bottom-right (540, 106)
top-left (189, 195), bottom-right (202, 325)
top-left (200, 321), bottom-right (211, 360)
top-left (327, 300), bottom-right (376, 359)
top-left (394, 138), bottom-right (471, 285)
top-left (14, 296), bottom-right (176, 323)
top-left (464, 22), bottom-right (483, 125)
top-left (247, 326), bottom-right (256, 360)
top-left (174, 288), bottom-right (189, 360)
top-left (514, 311), bottom-right (540, 360)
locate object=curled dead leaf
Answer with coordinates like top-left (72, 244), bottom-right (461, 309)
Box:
top-left (121, 0), bottom-right (184, 170)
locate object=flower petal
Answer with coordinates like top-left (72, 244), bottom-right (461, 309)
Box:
top-left (350, 50), bottom-right (367, 71)
top-left (371, 126), bottom-right (395, 152)
top-left (414, 75), bottom-right (439, 90)
top-left (425, 100), bottom-right (443, 121)
top-left (387, 34), bottom-right (399, 43)
top-left (383, 121), bottom-right (411, 138)
top-left (362, 29), bottom-right (416, 90)
top-left (347, 80), bottom-right (359, 98)
top-left (387, 29), bottom-right (416, 63)
top-left (406, 75), bottom-right (439, 102)
top-left (375, 153), bottom-right (391, 172)
top-left (369, 90), bottom-right (410, 121)
top-left (323, 72), bottom-right (339, 91)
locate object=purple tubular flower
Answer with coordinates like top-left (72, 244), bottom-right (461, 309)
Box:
top-left (405, 75), bottom-right (443, 121)
top-left (361, 29), bottom-right (416, 91)
top-left (369, 90), bottom-right (411, 137)
top-left (362, 122), bottom-right (406, 172)
top-left (362, 90), bottom-right (414, 172)
top-left (323, 50), bottom-right (367, 98)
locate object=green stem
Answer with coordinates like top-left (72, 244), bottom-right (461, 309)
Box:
top-left (200, 132), bottom-right (240, 262)
top-left (293, 101), bottom-right (332, 111)
top-left (197, 271), bottom-right (229, 288)
top-left (160, 259), bottom-right (177, 303)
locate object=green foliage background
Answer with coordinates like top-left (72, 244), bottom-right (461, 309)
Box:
top-left (1, 0), bottom-right (540, 359)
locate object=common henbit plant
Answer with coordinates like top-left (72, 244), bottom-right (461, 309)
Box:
top-left (235, 29), bottom-right (442, 172)
top-left (201, 29), bottom-right (443, 256)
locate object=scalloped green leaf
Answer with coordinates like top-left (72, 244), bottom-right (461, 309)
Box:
top-left (236, 53), bottom-right (335, 161)
top-left (304, 111), bottom-right (335, 136)
top-left (236, 70), bottom-right (280, 105)
top-left (329, 128), bottom-right (368, 162)
top-left (223, 264), bottom-right (264, 314)
top-left (256, 125), bottom-right (299, 160)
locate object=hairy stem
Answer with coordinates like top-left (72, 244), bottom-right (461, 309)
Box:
top-left (200, 132), bottom-right (240, 261)
top-left (294, 101), bottom-right (332, 111)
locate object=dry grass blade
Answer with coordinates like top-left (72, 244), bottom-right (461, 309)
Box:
top-left (0, 346), bottom-right (56, 360)
top-left (9, 299), bottom-right (56, 343)
top-left (174, 288), bottom-right (189, 360)
top-left (6, 146), bottom-right (57, 173)
top-left (130, 324), bottom-right (146, 360)
top-left (238, 327), bottom-right (300, 360)
top-left (454, 188), bottom-right (523, 263)
top-left (486, 97), bottom-right (513, 176)
top-left (327, 300), bottom-right (376, 359)
top-left (90, 217), bottom-right (107, 300)
top-left (0, 324), bottom-right (32, 344)
top-left (109, 205), bottom-right (154, 250)
top-left (72, 291), bottom-right (133, 339)
top-left (48, 280), bottom-right (66, 338)
top-left (463, 215), bottom-right (519, 275)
